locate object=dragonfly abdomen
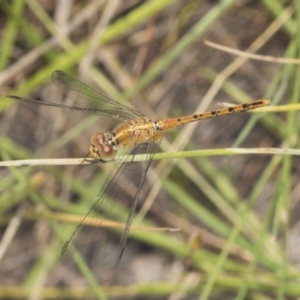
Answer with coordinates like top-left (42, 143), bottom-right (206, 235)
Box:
top-left (158, 99), bottom-right (270, 130)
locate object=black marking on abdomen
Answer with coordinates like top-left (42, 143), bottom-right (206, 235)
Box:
top-left (154, 121), bottom-right (161, 130)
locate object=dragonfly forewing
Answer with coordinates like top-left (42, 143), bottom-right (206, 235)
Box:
top-left (52, 70), bottom-right (143, 121)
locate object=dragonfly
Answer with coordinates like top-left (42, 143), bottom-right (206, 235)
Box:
top-left (7, 70), bottom-right (270, 267)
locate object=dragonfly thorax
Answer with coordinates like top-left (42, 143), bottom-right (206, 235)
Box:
top-left (89, 132), bottom-right (117, 161)
top-left (113, 117), bottom-right (163, 147)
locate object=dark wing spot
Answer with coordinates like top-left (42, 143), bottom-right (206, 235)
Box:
top-left (211, 111), bottom-right (217, 116)
top-left (242, 103), bottom-right (248, 109)
top-left (193, 115), bottom-right (198, 119)
top-left (228, 107), bottom-right (234, 112)
top-left (177, 118), bottom-right (181, 122)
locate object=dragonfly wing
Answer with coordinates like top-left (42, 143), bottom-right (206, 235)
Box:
top-left (61, 135), bottom-right (163, 269)
top-left (114, 135), bottom-right (163, 266)
top-left (52, 70), bottom-right (143, 121)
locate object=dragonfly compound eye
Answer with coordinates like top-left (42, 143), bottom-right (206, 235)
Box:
top-left (90, 132), bottom-right (116, 161)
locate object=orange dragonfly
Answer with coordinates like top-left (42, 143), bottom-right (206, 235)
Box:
top-left (7, 71), bottom-right (270, 267)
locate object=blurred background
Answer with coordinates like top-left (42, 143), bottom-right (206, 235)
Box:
top-left (0, 0), bottom-right (299, 299)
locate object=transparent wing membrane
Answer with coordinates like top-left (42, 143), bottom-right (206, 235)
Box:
top-left (52, 70), bottom-right (143, 121)
top-left (61, 138), bottom-right (162, 268)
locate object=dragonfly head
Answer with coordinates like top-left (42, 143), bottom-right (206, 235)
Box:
top-left (89, 132), bottom-right (116, 161)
